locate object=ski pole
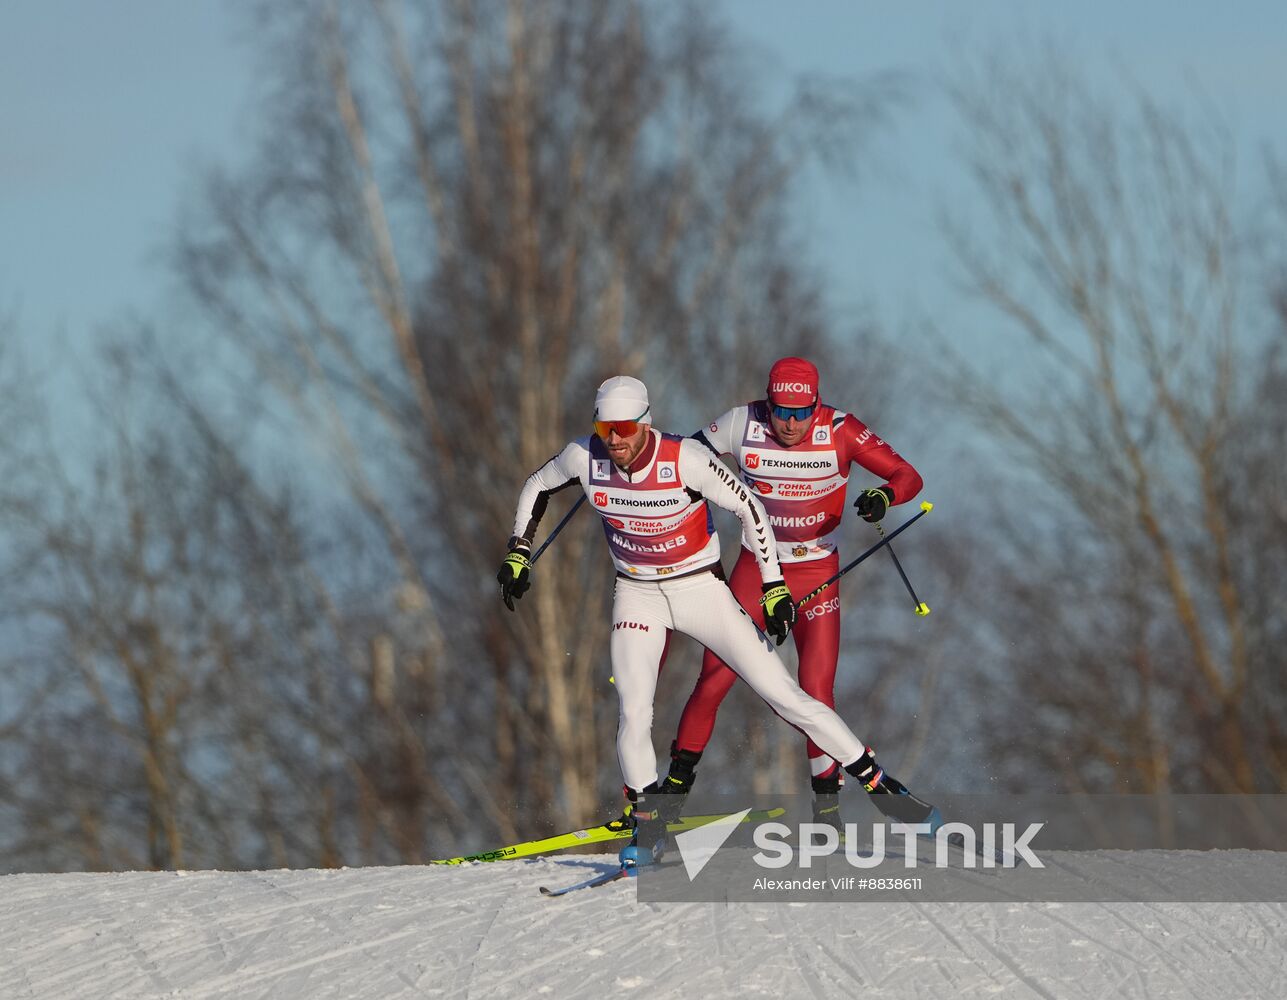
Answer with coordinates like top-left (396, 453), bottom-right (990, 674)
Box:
top-left (796, 501), bottom-right (933, 609)
top-left (530, 494), bottom-right (587, 563)
top-left (874, 518), bottom-right (931, 616)
top-left (612, 501), bottom-right (931, 688)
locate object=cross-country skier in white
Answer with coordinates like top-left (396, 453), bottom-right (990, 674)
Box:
top-left (498, 375), bottom-right (938, 866)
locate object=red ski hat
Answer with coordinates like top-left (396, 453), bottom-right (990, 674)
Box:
top-left (766, 357), bottom-right (819, 407)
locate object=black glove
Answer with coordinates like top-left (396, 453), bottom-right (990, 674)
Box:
top-left (853, 486), bottom-right (894, 523)
top-left (497, 539), bottom-right (533, 611)
top-left (760, 580), bottom-right (797, 646)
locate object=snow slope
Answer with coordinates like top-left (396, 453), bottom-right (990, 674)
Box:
top-left (2, 854), bottom-right (1285, 999)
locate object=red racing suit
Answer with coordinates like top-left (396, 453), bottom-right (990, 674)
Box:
top-left (674, 400), bottom-right (923, 782)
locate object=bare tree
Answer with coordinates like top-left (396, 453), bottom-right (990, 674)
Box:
top-left (0, 340), bottom-right (327, 871)
top-left (933, 49), bottom-right (1287, 792)
top-left (173, 0), bottom-right (899, 852)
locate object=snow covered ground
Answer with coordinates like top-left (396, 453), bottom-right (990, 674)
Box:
top-left (3, 853), bottom-right (1285, 999)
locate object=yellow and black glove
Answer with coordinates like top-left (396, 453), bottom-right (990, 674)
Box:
top-left (497, 540), bottom-right (533, 611)
top-left (760, 580), bottom-right (797, 646)
top-left (853, 486), bottom-right (894, 523)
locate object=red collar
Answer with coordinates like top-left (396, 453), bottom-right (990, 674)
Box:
top-left (626, 430), bottom-right (657, 475)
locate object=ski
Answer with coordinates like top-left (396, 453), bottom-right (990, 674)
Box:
top-left (429, 807), bottom-right (785, 866)
top-left (428, 817), bottom-right (631, 865)
top-left (539, 863), bottom-right (635, 897)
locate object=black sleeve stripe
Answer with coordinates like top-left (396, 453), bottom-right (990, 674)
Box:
top-left (520, 490), bottom-right (551, 542)
top-left (691, 430), bottom-right (719, 456)
top-left (519, 480), bottom-right (578, 541)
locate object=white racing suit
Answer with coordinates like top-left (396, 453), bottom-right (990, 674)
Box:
top-left (511, 429), bottom-right (867, 792)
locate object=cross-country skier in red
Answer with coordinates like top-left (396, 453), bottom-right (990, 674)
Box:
top-left (498, 374), bottom-right (936, 866)
top-left (662, 356), bottom-right (924, 833)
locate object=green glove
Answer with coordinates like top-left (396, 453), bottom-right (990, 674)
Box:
top-left (760, 580), bottom-right (797, 646)
top-left (497, 542), bottom-right (533, 611)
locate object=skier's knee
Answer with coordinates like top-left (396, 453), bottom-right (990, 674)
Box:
top-left (619, 703), bottom-right (654, 740)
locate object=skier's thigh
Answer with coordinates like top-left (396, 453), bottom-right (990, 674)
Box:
top-left (609, 583), bottom-right (671, 718)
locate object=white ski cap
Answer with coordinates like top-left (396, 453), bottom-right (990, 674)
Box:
top-left (594, 375), bottom-right (651, 422)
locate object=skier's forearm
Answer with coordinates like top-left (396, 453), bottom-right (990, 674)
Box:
top-left (732, 490), bottom-right (783, 584)
top-left (511, 450), bottom-right (577, 543)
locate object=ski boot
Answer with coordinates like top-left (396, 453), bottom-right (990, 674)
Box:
top-left (620, 745), bottom-right (699, 868)
top-left (618, 785), bottom-right (664, 869)
top-left (844, 748), bottom-right (942, 833)
top-left (810, 772), bottom-right (844, 841)
top-left (607, 742), bottom-right (696, 836)
top-left (661, 742), bottom-right (702, 795)
top-left (606, 797), bottom-right (635, 836)
top-left (618, 784), bottom-right (686, 869)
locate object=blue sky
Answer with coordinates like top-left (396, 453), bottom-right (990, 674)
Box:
top-left (1, 3), bottom-right (254, 348)
top-left (4, 1), bottom-right (1286, 367)
top-left (731, 0), bottom-right (1287, 323)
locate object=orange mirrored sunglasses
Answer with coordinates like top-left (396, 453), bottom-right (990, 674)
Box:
top-left (593, 418), bottom-right (644, 440)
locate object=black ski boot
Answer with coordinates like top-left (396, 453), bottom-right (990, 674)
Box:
top-left (811, 772), bottom-right (844, 838)
top-left (623, 743), bottom-right (699, 864)
top-left (620, 781), bottom-right (689, 867)
top-left (612, 743), bottom-right (698, 839)
top-left (662, 742), bottom-right (702, 794)
top-left (844, 748), bottom-right (942, 831)
top-left (607, 787), bottom-right (636, 835)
